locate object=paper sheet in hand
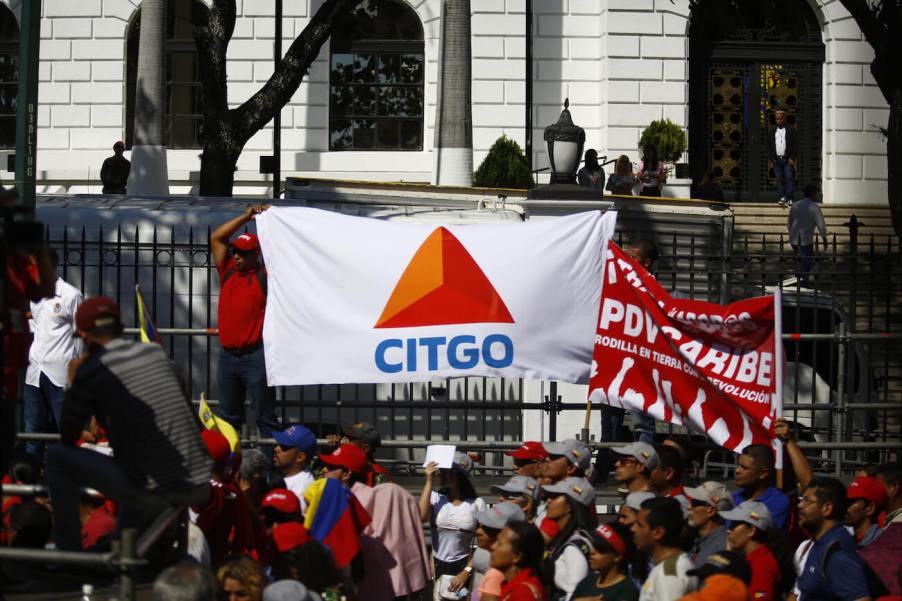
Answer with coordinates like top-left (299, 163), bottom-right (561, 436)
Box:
top-left (423, 444), bottom-right (456, 469)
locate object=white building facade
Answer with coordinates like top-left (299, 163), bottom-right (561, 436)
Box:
top-left (0, 0), bottom-right (889, 204)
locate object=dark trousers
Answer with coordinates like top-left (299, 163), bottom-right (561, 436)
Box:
top-left (216, 346), bottom-right (278, 457)
top-left (595, 405), bottom-right (625, 481)
top-left (45, 444), bottom-right (169, 551)
top-left (631, 410), bottom-right (656, 444)
top-left (792, 243), bottom-right (815, 286)
top-left (774, 158), bottom-right (794, 200)
top-left (22, 372), bottom-right (65, 456)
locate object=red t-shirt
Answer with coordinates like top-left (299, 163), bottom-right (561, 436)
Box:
top-left (217, 258), bottom-right (266, 350)
top-left (747, 544), bottom-right (781, 601)
top-left (82, 504), bottom-right (116, 549)
top-left (4, 254), bottom-right (42, 401)
top-left (500, 568), bottom-right (547, 601)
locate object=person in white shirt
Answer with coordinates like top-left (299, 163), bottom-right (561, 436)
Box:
top-left (632, 496), bottom-right (696, 601)
top-left (787, 184), bottom-right (828, 287)
top-left (419, 451), bottom-right (486, 601)
top-left (23, 249), bottom-right (83, 456)
top-left (272, 423), bottom-right (318, 514)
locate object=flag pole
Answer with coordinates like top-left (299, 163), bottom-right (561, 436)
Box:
top-left (581, 398), bottom-right (592, 443)
top-left (774, 288), bottom-right (784, 489)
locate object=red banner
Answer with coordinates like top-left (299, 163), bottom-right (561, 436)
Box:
top-left (588, 242), bottom-right (782, 453)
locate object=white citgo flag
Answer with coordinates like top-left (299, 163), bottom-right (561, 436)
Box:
top-left (256, 207), bottom-right (617, 385)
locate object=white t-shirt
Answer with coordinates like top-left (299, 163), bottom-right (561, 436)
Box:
top-left (792, 539), bottom-right (814, 598)
top-left (26, 278), bottom-right (83, 388)
top-left (285, 469), bottom-right (316, 514)
top-left (639, 552), bottom-right (695, 601)
top-left (430, 491), bottom-right (486, 562)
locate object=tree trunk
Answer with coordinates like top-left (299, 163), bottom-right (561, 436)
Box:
top-left (195, 0), bottom-right (355, 197)
top-left (888, 90), bottom-right (902, 239)
top-left (199, 139), bottom-right (240, 197)
top-left (128, 0), bottom-right (169, 195)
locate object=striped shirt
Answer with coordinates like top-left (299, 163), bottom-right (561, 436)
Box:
top-left (60, 338), bottom-right (211, 494)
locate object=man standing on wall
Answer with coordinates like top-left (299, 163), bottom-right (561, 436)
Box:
top-left (24, 249), bottom-right (83, 456)
top-left (100, 141), bottom-right (131, 194)
top-left (211, 205), bottom-right (278, 459)
top-left (769, 109), bottom-right (797, 206)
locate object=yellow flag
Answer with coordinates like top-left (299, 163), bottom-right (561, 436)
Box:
top-left (198, 394), bottom-right (240, 452)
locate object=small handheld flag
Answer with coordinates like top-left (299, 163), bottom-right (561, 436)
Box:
top-left (198, 393), bottom-right (240, 452)
top-left (135, 284), bottom-right (161, 344)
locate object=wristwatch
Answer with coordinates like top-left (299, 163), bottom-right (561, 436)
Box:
top-left (464, 566), bottom-right (473, 574)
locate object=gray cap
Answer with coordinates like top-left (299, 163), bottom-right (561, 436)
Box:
top-left (624, 491), bottom-right (655, 511)
top-left (490, 475), bottom-right (541, 501)
top-left (684, 481), bottom-right (734, 511)
top-left (264, 580), bottom-right (322, 601)
top-left (612, 442), bottom-right (659, 470)
top-left (475, 502), bottom-right (526, 530)
top-left (542, 439), bottom-right (592, 471)
top-left (541, 477), bottom-right (596, 506)
top-left (452, 451), bottom-right (474, 477)
top-left (719, 500), bottom-right (773, 531)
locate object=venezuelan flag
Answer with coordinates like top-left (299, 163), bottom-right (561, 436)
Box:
top-left (135, 284), bottom-right (161, 344)
top-left (303, 477), bottom-right (371, 568)
top-left (198, 395), bottom-right (240, 452)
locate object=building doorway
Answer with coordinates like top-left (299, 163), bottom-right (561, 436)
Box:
top-left (688, 0), bottom-right (825, 202)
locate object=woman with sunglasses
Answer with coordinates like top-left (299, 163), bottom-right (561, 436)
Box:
top-left (572, 522), bottom-right (639, 601)
top-left (540, 477), bottom-right (598, 601)
top-left (719, 500), bottom-right (795, 601)
top-left (420, 452), bottom-right (486, 600)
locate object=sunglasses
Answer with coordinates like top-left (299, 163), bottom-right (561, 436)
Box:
top-left (230, 247), bottom-right (255, 256)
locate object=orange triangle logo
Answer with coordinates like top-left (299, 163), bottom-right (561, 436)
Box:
top-left (374, 227), bottom-right (515, 328)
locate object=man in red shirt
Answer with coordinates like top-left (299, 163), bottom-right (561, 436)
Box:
top-left (210, 205), bottom-right (277, 457)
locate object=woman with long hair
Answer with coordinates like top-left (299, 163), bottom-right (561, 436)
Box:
top-left (577, 149), bottom-right (605, 191)
top-left (420, 451), bottom-right (486, 600)
top-left (541, 477), bottom-right (598, 601)
top-left (720, 500), bottom-right (795, 601)
top-left (606, 155), bottom-right (636, 195)
top-left (491, 520), bottom-right (548, 600)
top-left (572, 522), bottom-right (639, 601)
top-left (216, 556), bottom-right (267, 601)
top-left (637, 145), bottom-right (666, 197)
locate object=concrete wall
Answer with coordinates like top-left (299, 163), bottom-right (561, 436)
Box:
top-left (0, 0), bottom-right (889, 203)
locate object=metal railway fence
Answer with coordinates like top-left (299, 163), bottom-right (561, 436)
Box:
top-left (28, 211), bottom-right (902, 469)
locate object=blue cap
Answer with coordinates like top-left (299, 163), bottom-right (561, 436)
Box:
top-left (273, 424), bottom-right (317, 455)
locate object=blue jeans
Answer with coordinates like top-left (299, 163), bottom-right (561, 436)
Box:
top-left (631, 410), bottom-right (656, 444)
top-left (22, 372), bottom-right (66, 456)
top-left (595, 406), bottom-right (625, 482)
top-left (216, 346), bottom-right (278, 454)
top-left (792, 244), bottom-right (814, 286)
top-left (774, 159), bottom-right (794, 200)
top-left (45, 444), bottom-right (170, 551)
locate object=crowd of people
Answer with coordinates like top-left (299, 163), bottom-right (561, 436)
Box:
top-left (4, 396), bottom-right (902, 601)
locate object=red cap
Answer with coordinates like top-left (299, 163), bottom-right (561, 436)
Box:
top-left (231, 232), bottom-right (259, 251)
top-left (75, 296), bottom-right (122, 332)
top-left (261, 488), bottom-right (301, 515)
top-left (271, 522), bottom-right (312, 552)
top-left (201, 430), bottom-right (230, 465)
top-left (848, 476), bottom-right (888, 508)
top-left (320, 443), bottom-right (368, 475)
top-left (506, 441), bottom-right (549, 461)
top-left (539, 518), bottom-right (560, 539)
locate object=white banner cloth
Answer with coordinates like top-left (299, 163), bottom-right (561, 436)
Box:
top-left (256, 207), bottom-right (617, 385)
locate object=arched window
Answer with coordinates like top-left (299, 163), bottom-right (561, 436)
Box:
top-left (0, 5), bottom-right (19, 149)
top-left (329, 0), bottom-right (425, 151)
top-left (126, 0), bottom-right (208, 149)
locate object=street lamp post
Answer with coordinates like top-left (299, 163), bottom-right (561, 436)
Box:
top-left (543, 98), bottom-right (585, 185)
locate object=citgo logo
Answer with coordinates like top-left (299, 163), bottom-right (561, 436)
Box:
top-left (374, 227), bottom-right (515, 373)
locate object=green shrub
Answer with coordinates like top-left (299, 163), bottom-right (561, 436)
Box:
top-left (638, 119), bottom-right (688, 163)
top-left (473, 135), bottom-right (534, 189)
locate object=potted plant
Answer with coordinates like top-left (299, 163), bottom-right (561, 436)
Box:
top-left (638, 119), bottom-right (690, 197)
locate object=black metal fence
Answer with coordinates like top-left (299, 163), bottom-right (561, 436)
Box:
top-left (33, 209), bottom-right (902, 469)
